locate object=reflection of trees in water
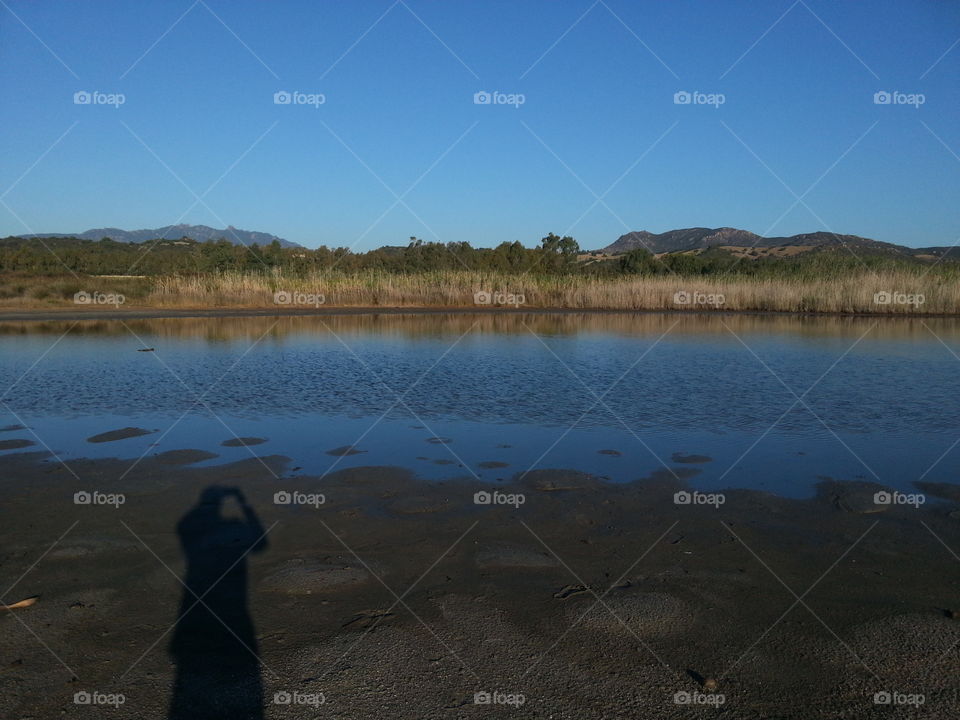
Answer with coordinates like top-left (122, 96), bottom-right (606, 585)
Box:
top-left (168, 486), bottom-right (268, 720)
top-left (1, 312), bottom-right (954, 344)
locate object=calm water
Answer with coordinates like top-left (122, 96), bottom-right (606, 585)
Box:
top-left (1, 312), bottom-right (958, 497)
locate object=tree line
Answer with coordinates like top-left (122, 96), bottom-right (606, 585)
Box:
top-left (0, 233), bottom-right (951, 279)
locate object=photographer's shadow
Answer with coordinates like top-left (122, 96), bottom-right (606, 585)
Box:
top-left (169, 486), bottom-right (268, 720)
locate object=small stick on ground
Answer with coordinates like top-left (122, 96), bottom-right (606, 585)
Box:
top-left (2, 596), bottom-right (39, 610)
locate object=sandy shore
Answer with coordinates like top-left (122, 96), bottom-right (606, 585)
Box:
top-left (1, 448), bottom-right (958, 719)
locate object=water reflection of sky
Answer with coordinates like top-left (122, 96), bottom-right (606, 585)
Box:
top-left (1, 313), bottom-right (958, 497)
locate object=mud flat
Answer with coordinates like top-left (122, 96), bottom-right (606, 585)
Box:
top-left (0, 449), bottom-right (958, 719)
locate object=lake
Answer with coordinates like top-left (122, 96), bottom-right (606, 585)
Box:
top-left (1, 312), bottom-right (958, 498)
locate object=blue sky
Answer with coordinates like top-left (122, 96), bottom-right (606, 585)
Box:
top-left (1, 0), bottom-right (957, 249)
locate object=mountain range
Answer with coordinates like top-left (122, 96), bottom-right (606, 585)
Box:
top-left (19, 224), bottom-right (303, 248)
top-left (599, 227), bottom-right (956, 260)
top-left (12, 224), bottom-right (957, 261)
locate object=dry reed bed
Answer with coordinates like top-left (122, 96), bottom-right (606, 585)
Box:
top-left (148, 271), bottom-right (960, 314)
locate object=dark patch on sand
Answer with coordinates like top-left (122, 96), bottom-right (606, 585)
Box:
top-left (86, 427), bottom-right (155, 444)
top-left (153, 449), bottom-right (219, 465)
top-left (0, 438), bottom-right (34, 450)
top-left (388, 495), bottom-right (451, 515)
top-left (476, 544), bottom-right (558, 569)
top-left (818, 479), bottom-right (890, 514)
top-left (570, 592), bottom-right (688, 636)
top-left (915, 481), bottom-right (960, 503)
top-left (671, 452), bottom-right (713, 464)
top-left (598, 449), bottom-right (622, 456)
top-left (647, 466), bottom-right (702, 482)
top-left (426, 437), bottom-right (452, 445)
top-left (553, 584), bottom-right (589, 599)
top-left (221, 437), bottom-right (267, 447)
top-left (515, 468), bottom-right (597, 491)
top-left (342, 610), bottom-right (395, 630)
top-left (261, 561), bottom-right (369, 594)
top-left (0, 424), bottom-right (26, 432)
top-left (326, 445), bottom-right (366, 456)
top-left (432, 458), bottom-right (456, 465)
top-left (479, 460), bottom-right (509, 469)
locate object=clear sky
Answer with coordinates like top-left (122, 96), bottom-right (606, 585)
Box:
top-left (1, 0), bottom-right (957, 249)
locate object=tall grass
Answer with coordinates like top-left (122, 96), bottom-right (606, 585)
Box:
top-left (147, 269), bottom-right (960, 314)
top-left (1, 269), bottom-right (957, 314)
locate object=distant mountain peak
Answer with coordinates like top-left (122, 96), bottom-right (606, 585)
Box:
top-left (19, 224), bottom-right (303, 248)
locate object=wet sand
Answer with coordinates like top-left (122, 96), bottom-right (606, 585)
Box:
top-left (1, 449), bottom-right (958, 718)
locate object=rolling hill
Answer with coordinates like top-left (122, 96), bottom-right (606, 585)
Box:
top-left (598, 227), bottom-right (952, 260)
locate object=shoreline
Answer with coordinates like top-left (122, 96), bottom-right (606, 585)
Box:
top-left (2, 304), bottom-right (960, 322)
top-left (0, 448), bottom-right (957, 718)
